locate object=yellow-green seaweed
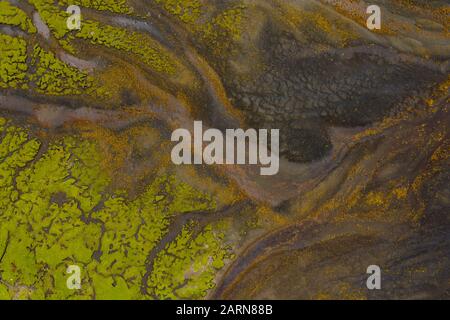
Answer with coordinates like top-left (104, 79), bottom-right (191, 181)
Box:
top-left (0, 118), bottom-right (229, 300)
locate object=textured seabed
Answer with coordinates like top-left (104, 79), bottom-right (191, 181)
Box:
top-left (0, 0), bottom-right (449, 299)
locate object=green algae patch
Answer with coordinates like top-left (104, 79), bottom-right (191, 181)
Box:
top-left (0, 0), bottom-right (179, 96)
top-left (29, 0), bottom-right (176, 74)
top-left (0, 283), bottom-right (9, 299)
top-left (0, 1), bottom-right (37, 33)
top-left (0, 33), bottom-right (105, 97)
top-left (154, 0), bottom-right (246, 53)
top-left (155, 175), bottom-right (216, 213)
top-left (148, 223), bottom-right (231, 299)
top-left (30, 45), bottom-right (94, 95)
top-left (0, 118), bottom-right (230, 299)
top-left (197, 5), bottom-right (246, 56)
top-left (200, 6), bottom-right (245, 42)
top-left (29, 0), bottom-right (70, 38)
top-left (0, 34), bottom-right (28, 89)
top-left (76, 20), bottom-right (176, 74)
top-left (0, 31), bottom-right (98, 95)
top-left (155, 0), bottom-right (202, 24)
top-left (58, 0), bottom-right (132, 14)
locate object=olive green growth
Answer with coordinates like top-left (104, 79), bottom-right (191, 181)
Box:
top-left (154, 0), bottom-right (202, 24)
top-left (28, 0), bottom-right (176, 74)
top-left (30, 45), bottom-right (94, 95)
top-left (29, 0), bottom-right (71, 39)
top-left (76, 21), bottom-right (176, 74)
top-left (0, 119), bottom-right (230, 300)
top-left (0, 1), bottom-right (37, 33)
top-left (197, 6), bottom-right (245, 55)
top-left (0, 34), bottom-right (28, 89)
top-left (57, 0), bottom-right (132, 14)
top-left (148, 223), bottom-right (230, 299)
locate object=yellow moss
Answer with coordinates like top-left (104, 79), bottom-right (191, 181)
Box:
top-left (57, 0), bottom-right (132, 14)
top-left (0, 34), bottom-right (28, 89)
top-left (0, 1), bottom-right (37, 33)
top-left (155, 0), bottom-right (202, 24)
top-left (197, 5), bottom-right (246, 56)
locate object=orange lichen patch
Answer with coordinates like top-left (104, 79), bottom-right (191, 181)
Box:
top-left (280, 4), bottom-right (302, 28)
top-left (365, 191), bottom-right (385, 207)
top-left (276, 2), bottom-right (358, 46)
top-left (320, 177), bottom-right (414, 224)
top-left (189, 52), bottom-right (245, 123)
top-left (231, 234), bottom-right (371, 299)
top-left (333, 283), bottom-right (366, 300)
top-left (412, 149), bottom-right (448, 198)
top-left (319, 150), bottom-right (379, 216)
top-left (314, 292), bottom-right (333, 300)
top-left (362, 145), bottom-right (440, 222)
top-left (431, 141), bottom-right (450, 163)
top-left (292, 155), bottom-right (363, 218)
top-left (88, 131), bottom-right (128, 170)
top-left (432, 6), bottom-right (450, 32)
top-left (298, 105), bottom-right (447, 224)
top-left (70, 123), bottom-right (130, 178)
top-left (95, 61), bottom-right (159, 106)
top-left (364, 183), bottom-right (409, 208)
top-left (311, 12), bottom-right (333, 33)
top-left (175, 91), bottom-right (195, 116)
top-left (352, 76), bottom-right (449, 143)
top-left (414, 164), bottom-right (447, 195)
top-left (345, 185), bottom-right (365, 209)
top-left (392, 187), bottom-right (408, 200)
top-left (123, 106), bottom-right (157, 119)
top-left (394, 0), bottom-right (448, 30)
top-left (426, 98), bottom-right (435, 107)
top-left (71, 121), bottom-right (174, 194)
top-left (256, 205), bottom-right (288, 227)
top-left (435, 75), bottom-right (450, 96)
top-left (331, 1), bottom-right (366, 25)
